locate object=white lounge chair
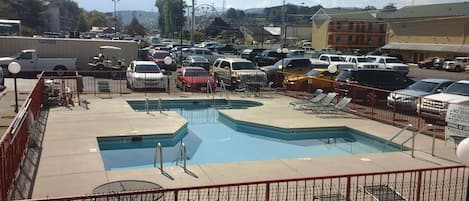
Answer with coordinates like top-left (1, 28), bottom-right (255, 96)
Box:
top-left (308, 97), bottom-right (352, 114)
top-left (291, 93), bottom-right (327, 110)
top-left (288, 89), bottom-right (324, 107)
top-left (299, 92), bottom-right (337, 110)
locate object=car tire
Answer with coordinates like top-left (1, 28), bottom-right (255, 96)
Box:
top-left (455, 66), bottom-right (461, 72)
top-left (299, 81), bottom-right (309, 92)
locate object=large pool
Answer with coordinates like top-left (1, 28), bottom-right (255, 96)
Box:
top-left (97, 99), bottom-right (403, 170)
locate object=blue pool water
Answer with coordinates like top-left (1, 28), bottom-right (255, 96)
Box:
top-left (98, 100), bottom-right (402, 170)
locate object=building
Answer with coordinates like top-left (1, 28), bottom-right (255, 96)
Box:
top-left (47, 6), bottom-right (74, 32)
top-left (380, 2), bottom-right (469, 63)
top-left (311, 8), bottom-right (386, 52)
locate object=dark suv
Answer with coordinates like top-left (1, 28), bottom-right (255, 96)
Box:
top-left (253, 50), bottom-right (288, 67)
top-left (335, 69), bottom-right (414, 102)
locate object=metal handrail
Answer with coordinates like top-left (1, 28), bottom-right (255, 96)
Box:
top-left (144, 97), bottom-right (150, 114)
top-left (158, 98), bottom-right (163, 114)
top-left (153, 142), bottom-right (163, 174)
top-left (207, 80), bottom-right (215, 103)
top-left (383, 124), bottom-right (412, 148)
top-left (176, 142), bottom-right (187, 171)
top-left (219, 80), bottom-right (231, 105)
top-left (400, 124), bottom-right (434, 157)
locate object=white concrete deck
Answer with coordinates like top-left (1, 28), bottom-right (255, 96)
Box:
top-left (32, 93), bottom-right (463, 198)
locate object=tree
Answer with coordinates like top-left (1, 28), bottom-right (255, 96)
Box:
top-left (364, 5), bottom-right (377, 10)
top-left (88, 10), bottom-right (109, 27)
top-left (20, 0), bottom-right (47, 34)
top-left (124, 17), bottom-right (146, 36)
top-left (383, 3), bottom-right (397, 10)
top-left (192, 31), bottom-right (204, 42)
top-left (48, 0), bottom-right (82, 31)
top-left (225, 8), bottom-right (237, 20)
top-left (76, 12), bottom-right (89, 32)
top-left (155, 0), bottom-right (185, 35)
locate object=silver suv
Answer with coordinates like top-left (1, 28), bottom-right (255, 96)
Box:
top-left (212, 58), bottom-right (267, 89)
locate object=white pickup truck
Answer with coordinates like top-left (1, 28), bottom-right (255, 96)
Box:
top-left (0, 49), bottom-right (77, 73)
top-left (366, 55), bottom-right (410, 75)
top-left (443, 57), bottom-right (468, 72)
top-left (418, 80), bottom-right (469, 124)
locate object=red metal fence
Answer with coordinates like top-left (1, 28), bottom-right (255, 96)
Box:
top-left (0, 74), bottom-right (44, 201)
top-left (24, 165), bottom-right (468, 201)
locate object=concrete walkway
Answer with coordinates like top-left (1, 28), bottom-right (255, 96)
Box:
top-left (31, 92), bottom-right (463, 199)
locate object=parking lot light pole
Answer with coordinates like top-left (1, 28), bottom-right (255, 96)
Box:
top-left (8, 62), bottom-right (21, 113)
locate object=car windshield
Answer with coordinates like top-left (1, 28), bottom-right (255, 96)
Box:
top-left (386, 58), bottom-right (402, 63)
top-left (357, 58), bottom-right (368, 62)
top-left (306, 70), bottom-right (321, 76)
top-left (330, 56), bottom-right (345, 61)
top-left (185, 70), bottom-right (209, 77)
top-left (135, 64), bottom-right (160, 72)
top-left (191, 56), bottom-right (207, 62)
top-left (445, 83), bottom-right (469, 96)
top-left (407, 81), bottom-right (439, 92)
top-left (455, 58), bottom-right (464, 62)
top-left (232, 62), bottom-right (256, 70)
top-left (152, 52), bottom-right (170, 59)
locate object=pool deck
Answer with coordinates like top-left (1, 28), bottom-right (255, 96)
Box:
top-left (32, 92), bottom-right (463, 198)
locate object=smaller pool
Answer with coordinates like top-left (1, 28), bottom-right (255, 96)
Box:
top-left (128, 99), bottom-right (263, 111)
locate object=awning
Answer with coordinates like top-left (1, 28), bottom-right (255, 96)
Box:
top-left (382, 42), bottom-right (469, 54)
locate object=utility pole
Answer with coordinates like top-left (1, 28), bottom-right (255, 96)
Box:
top-left (191, 0), bottom-right (195, 44)
top-left (281, 0), bottom-right (286, 48)
top-left (112, 0), bottom-right (120, 32)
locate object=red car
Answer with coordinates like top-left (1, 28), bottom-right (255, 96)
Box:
top-left (148, 50), bottom-right (177, 71)
top-left (176, 67), bottom-right (216, 91)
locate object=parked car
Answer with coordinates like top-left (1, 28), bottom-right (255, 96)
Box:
top-left (182, 56), bottom-right (210, 70)
top-left (240, 49), bottom-right (253, 60)
top-left (287, 49), bottom-right (305, 57)
top-left (418, 80), bottom-right (469, 124)
top-left (433, 57), bottom-right (452, 70)
top-left (246, 48), bottom-right (266, 61)
top-left (212, 58), bottom-right (267, 89)
top-left (342, 55), bottom-right (379, 69)
top-left (215, 44), bottom-right (239, 54)
top-left (148, 50), bottom-right (177, 71)
top-left (316, 54), bottom-right (355, 70)
top-left (282, 68), bottom-right (338, 92)
top-left (176, 67), bottom-right (216, 91)
top-left (260, 57), bottom-right (314, 86)
top-left (0, 49), bottom-right (77, 73)
top-left (335, 69), bottom-right (414, 102)
top-left (443, 57), bottom-right (468, 72)
top-left (366, 55), bottom-right (410, 75)
top-left (181, 48), bottom-right (224, 64)
top-left (418, 57), bottom-right (438, 69)
top-left (387, 79), bottom-right (455, 111)
top-left (126, 61), bottom-right (167, 90)
top-left (253, 50), bottom-right (287, 67)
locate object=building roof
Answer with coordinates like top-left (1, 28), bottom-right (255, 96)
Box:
top-left (382, 42), bottom-right (469, 54)
top-left (319, 8), bottom-right (381, 21)
top-left (379, 2), bottom-right (469, 20)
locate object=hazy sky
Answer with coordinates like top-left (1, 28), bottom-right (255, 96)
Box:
top-left (74, 0), bottom-right (468, 12)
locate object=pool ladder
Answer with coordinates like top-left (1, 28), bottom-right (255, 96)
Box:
top-left (383, 124), bottom-right (435, 158)
top-left (207, 80), bottom-right (215, 104)
top-left (219, 80), bottom-right (231, 105)
top-left (176, 142), bottom-right (188, 172)
top-left (153, 143), bottom-right (164, 174)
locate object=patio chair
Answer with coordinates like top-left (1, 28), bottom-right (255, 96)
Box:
top-left (288, 89), bottom-right (324, 107)
top-left (291, 92), bottom-right (327, 110)
top-left (299, 92), bottom-right (337, 110)
top-left (308, 97), bottom-right (352, 114)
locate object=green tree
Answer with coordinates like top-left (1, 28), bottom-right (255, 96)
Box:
top-left (192, 31), bottom-right (205, 42)
top-left (88, 10), bottom-right (109, 27)
top-left (155, 0), bottom-right (185, 35)
top-left (124, 17), bottom-right (146, 36)
top-left (76, 12), bottom-right (89, 32)
top-left (364, 5), bottom-right (377, 10)
top-left (48, 0), bottom-right (82, 31)
top-left (20, 0), bottom-right (47, 34)
top-left (225, 8), bottom-right (237, 20)
top-left (0, 0), bottom-right (9, 18)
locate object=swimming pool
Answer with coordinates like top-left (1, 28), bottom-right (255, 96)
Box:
top-left (97, 100), bottom-right (403, 170)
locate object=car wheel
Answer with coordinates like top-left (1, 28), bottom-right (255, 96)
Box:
top-left (126, 80), bottom-right (131, 89)
top-left (299, 81), bottom-right (309, 92)
top-left (455, 66), bottom-right (461, 72)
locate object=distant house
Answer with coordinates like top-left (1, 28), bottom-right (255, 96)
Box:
top-left (205, 17), bottom-right (241, 39)
top-left (240, 25), bottom-right (280, 44)
top-left (380, 2), bottom-right (469, 62)
top-left (311, 8), bottom-right (386, 52)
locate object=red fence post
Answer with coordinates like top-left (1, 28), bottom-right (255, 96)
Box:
top-left (345, 176), bottom-right (351, 201)
top-left (265, 182), bottom-right (270, 201)
top-left (416, 171), bottom-right (422, 201)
